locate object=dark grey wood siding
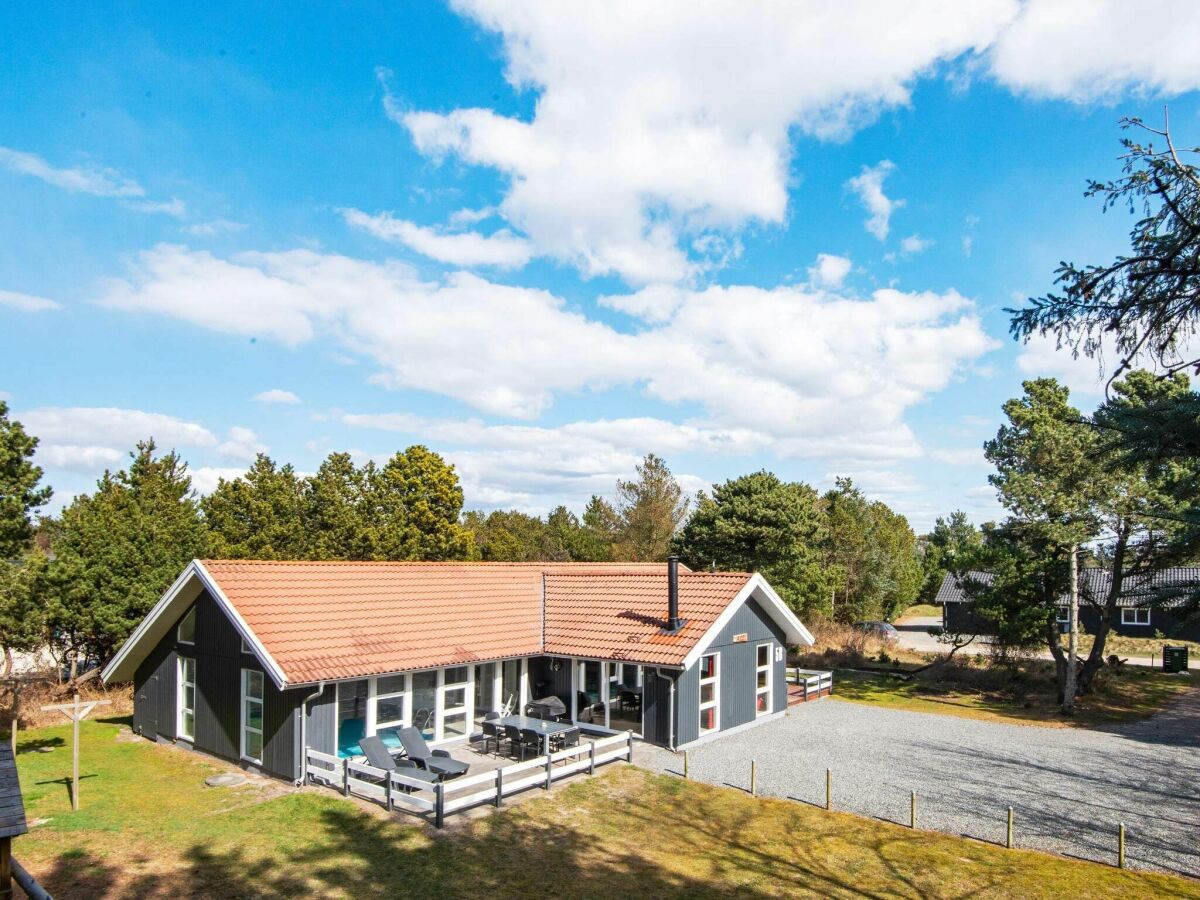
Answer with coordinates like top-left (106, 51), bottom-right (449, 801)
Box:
top-left (675, 597), bottom-right (787, 747)
top-left (527, 656), bottom-right (571, 706)
top-left (640, 669), bottom-right (673, 746)
top-left (306, 685), bottom-right (336, 756)
top-left (945, 601), bottom-right (1200, 641)
top-left (131, 590), bottom-right (305, 781)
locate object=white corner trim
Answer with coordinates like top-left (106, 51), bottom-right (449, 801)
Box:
top-left (680, 573), bottom-right (814, 671)
top-left (193, 560), bottom-right (289, 690)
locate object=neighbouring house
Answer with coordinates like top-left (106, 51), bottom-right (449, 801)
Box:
top-left (936, 568), bottom-right (1200, 641)
top-left (101, 557), bottom-right (813, 782)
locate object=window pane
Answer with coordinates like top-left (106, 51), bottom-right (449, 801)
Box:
top-left (377, 696), bottom-right (405, 725)
top-left (245, 670), bottom-right (264, 701)
top-left (444, 687), bottom-right (466, 710)
top-left (757, 670), bottom-right (768, 689)
top-left (377, 674), bottom-right (406, 695)
top-left (700, 707), bottom-right (716, 731)
top-left (177, 607), bottom-right (196, 643)
top-left (700, 655), bottom-right (716, 679)
top-left (757, 644), bottom-right (769, 667)
top-left (182, 657), bottom-right (195, 682)
top-left (756, 693), bottom-right (768, 713)
top-left (245, 730), bottom-right (263, 761)
top-left (443, 666), bottom-right (469, 686)
top-left (442, 713), bottom-right (468, 738)
top-left (246, 699), bottom-right (263, 732)
top-left (182, 711), bottom-right (194, 738)
top-left (700, 683), bottom-right (714, 705)
top-left (184, 685), bottom-right (195, 710)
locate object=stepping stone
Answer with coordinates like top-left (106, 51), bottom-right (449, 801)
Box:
top-left (205, 773), bottom-right (247, 788)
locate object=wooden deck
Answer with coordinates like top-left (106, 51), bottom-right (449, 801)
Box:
top-left (787, 668), bottom-right (834, 706)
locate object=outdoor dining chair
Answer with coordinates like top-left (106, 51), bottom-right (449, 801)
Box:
top-left (515, 727), bottom-right (542, 761)
top-left (469, 710), bottom-right (502, 755)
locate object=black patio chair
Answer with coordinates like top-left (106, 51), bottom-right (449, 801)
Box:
top-left (551, 727), bottom-right (580, 755)
top-left (503, 724), bottom-right (524, 758)
top-left (394, 726), bottom-right (470, 779)
top-left (516, 727), bottom-right (542, 761)
top-left (480, 718), bottom-right (505, 756)
top-left (358, 734), bottom-right (440, 790)
top-left (468, 711), bottom-right (501, 755)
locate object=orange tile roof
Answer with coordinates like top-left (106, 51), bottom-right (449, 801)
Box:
top-left (544, 572), bottom-right (750, 666)
top-left (199, 559), bottom-right (721, 683)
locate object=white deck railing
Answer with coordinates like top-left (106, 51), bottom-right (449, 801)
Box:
top-left (790, 668), bottom-right (834, 700)
top-left (305, 730), bottom-right (634, 827)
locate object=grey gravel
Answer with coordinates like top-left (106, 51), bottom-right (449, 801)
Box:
top-left (638, 689), bottom-right (1200, 877)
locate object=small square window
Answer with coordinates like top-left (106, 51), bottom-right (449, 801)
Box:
top-left (1121, 608), bottom-right (1151, 626)
top-left (756, 644), bottom-right (769, 667)
top-left (177, 607), bottom-right (196, 644)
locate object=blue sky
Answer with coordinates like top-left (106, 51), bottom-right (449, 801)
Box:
top-left (3, 1), bottom-right (1200, 531)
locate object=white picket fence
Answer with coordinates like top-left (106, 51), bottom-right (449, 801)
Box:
top-left (305, 730), bottom-right (634, 827)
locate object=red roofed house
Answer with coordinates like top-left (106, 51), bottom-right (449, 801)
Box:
top-left (102, 557), bottom-right (813, 782)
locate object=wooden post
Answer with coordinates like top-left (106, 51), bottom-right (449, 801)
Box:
top-left (545, 752), bottom-right (553, 790)
top-left (384, 771), bottom-right (393, 812)
top-left (342, 758), bottom-right (350, 796)
top-left (1118, 822), bottom-right (1126, 869)
top-left (435, 781), bottom-right (445, 829)
top-left (589, 740), bottom-right (596, 776)
top-left (750, 759), bottom-right (757, 796)
top-left (40, 692), bottom-right (108, 812)
top-left (1006, 807), bottom-right (1014, 849)
top-left (495, 767), bottom-right (503, 808)
top-left (0, 836), bottom-right (10, 900)
top-left (910, 790), bottom-right (916, 829)
top-left (626, 730), bottom-right (634, 763)
top-left (825, 768), bottom-right (831, 810)
top-left (683, 749), bottom-right (689, 779)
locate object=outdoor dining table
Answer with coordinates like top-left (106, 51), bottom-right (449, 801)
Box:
top-left (495, 715), bottom-right (578, 756)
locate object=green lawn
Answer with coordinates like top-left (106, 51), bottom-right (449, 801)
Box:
top-left (895, 603), bottom-right (941, 622)
top-left (11, 718), bottom-right (1197, 898)
top-left (831, 665), bottom-right (1191, 728)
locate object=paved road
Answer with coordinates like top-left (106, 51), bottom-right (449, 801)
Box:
top-left (893, 615), bottom-right (1193, 670)
top-left (639, 689), bottom-right (1200, 876)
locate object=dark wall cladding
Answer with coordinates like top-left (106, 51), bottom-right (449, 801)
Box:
top-left (945, 601), bottom-right (1200, 642)
top-left (132, 589), bottom-right (305, 781)
top-left (675, 596), bottom-right (787, 747)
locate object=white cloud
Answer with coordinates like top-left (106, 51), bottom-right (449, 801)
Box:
top-left (846, 160), bottom-right (904, 241)
top-left (930, 447), bottom-right (985, 467)
top-left (20, 406), bottom-right (220, 476)
top-left (0, 289), bottom-right (60, 312)
top-left (20, 406), bottom-right (218, 449)
top-left (190, 466), bottom-right (250, 495)
top-left (989, 0), bottom-right (1200, 102)
top-left (217, 426), bottom-right (267, 463)
top-left (807, 253), bottom-right (852, 289)
top-left (101, 244), bottom-right (999, 460)
top-left (1012, 331), bottom-right (1198, 399)
top-left (899, 234), bottom-right (933, 255)
top-left (127, 198), bottom-right (187, 218)
top-left (184, 219), bottom-right (247, 236)
top-left (254, 388), bottom-right (301, 405)
top-left (399, 2), bottom-right (1015, 283)
top-left (341, 208), bottom-right (533, 268)
top-left (0, 147), bottom-right (144, 197)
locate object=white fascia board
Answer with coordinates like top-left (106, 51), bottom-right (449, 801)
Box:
top-left (680, 573), bottom-right (814, 671)
top-left (101, 559), bottom-right (290, 691)
top-left (102, 561), bottom-right (203, 683)
top-left (193, 560), bottom-right (289, 690)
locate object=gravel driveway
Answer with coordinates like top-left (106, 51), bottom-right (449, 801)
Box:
top-left (638, 688), bottom-right (1200, 877)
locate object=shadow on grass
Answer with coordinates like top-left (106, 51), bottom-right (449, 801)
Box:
top-left (16, 735), bottom-right (65, 753)
top-left (96, 714), bottom-right (134, 728)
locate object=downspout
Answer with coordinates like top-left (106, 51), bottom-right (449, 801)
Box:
top-left (298, 681), bottom-right (326, 785)
top-left (656, 667), bottom-right (676, 751)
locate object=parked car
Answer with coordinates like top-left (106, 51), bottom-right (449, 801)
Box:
top-left (854, 621), bottom-right (899, 643)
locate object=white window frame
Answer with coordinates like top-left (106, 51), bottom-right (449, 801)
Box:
top-left (755, 642), bottom-right (772, 717)
top-left (436, 665), bottom-right (472, 744)
top-left (1121, 607), bottom-right (1151, 626)
top-left (177, 606), bottom-right (196, 645)
top-left (698, 652), bottom-right (720, 735)
top-left (368, 672), bottom-right (410, 738)
top-left (177, 655), bottom-right (195, 741)
top-left (240, 668), bottom-right (264, 764)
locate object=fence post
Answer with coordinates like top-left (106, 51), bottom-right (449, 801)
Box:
top-left (385, 772), bottom-right (394, 812)
top-left (683, 749), bottom-right (689, 779)
top-left (750, 760), bottom-right (757, 796)
top-left (1118, 822), bottom-right (1126, 869)
top-left (589, 740), bottom-right (596, 776)
top-left (342, 758), bottom-right (350, 797)
top-left (627, 730), bottom-right (634, 763)
top-left (910, 791), bottom-right (916, 829)
top-left (435, 781), bottom-right (445, 829)
top-left (1006, 807), bottom-right (1014, 849)
top-left (495, 767), bottom-right (503, 808)
top-left (546, 751), bottom-right (554, 790)
top-left (825, 769), bottom-right (831, 810)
